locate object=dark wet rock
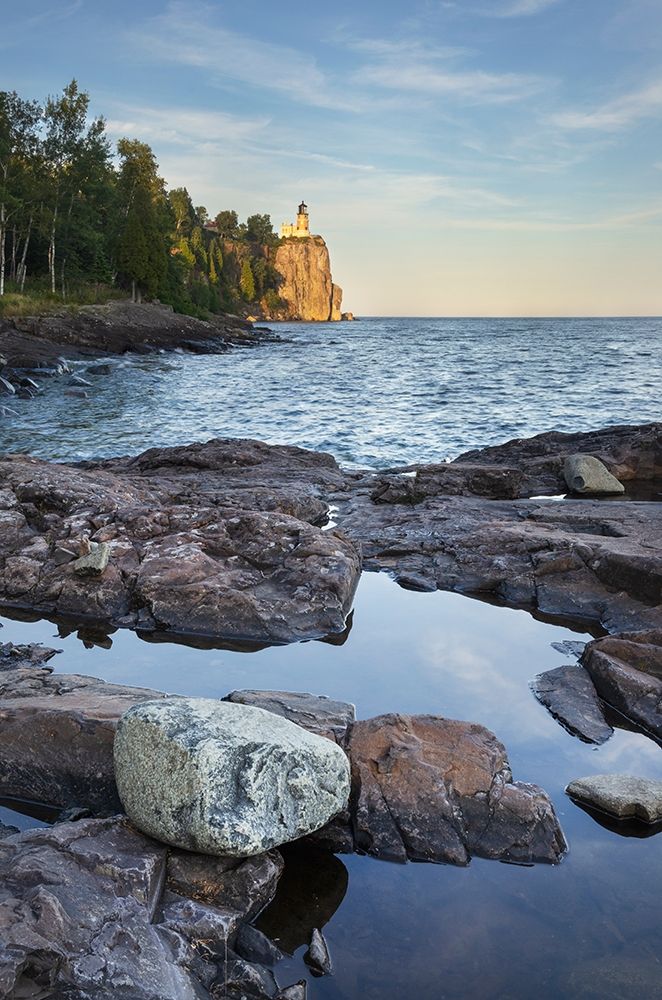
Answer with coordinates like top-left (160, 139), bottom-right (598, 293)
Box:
top-left (87, 362), bottom-right (113, 374)
top-left (0, 821), bottom-right (19, 838)
top-left (304, 927), bottom-right (333, 976)
top-left (236, 923), bottom-right (285, 966)
top-left (531, 664), bottom-right (613, 744)
top-left (69, 373), bottom-right (93, 387)
top-left (64, 386), bottom-right (88, 398)
top-left (0, 661), bottom-right (165, 811)
top-left (0, 440), bottom-right (361, 644)
top-left (371, 463), bottom-right (525, 503)
top-left (0, 639), bottom-right (60, 669)
top-left (564, 454), bottom-right (624, 495)
top-left (551, 640), bottom-right (586, 659)
top-left (347, 714), bottom-right (566, 865)
top-left (166, 848), bottom-right (283, 921)
top-left (225, 689), bottom-right (356, 745)
top-left (0, 815), bottom-right (284, 1000)
top-left (455, 421), bottom-right (662, 495)
top-left (581, 630), bottom-right (662, 740)
top-left (338, 487), bottom-right (662, 634)
top-left (566, 774), bottom-right (662, 823)
top-left (0, 375), bottom-right (15, 395)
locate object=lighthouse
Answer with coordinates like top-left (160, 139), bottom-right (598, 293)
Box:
top-left (280, 200), bottom-right (311, 238)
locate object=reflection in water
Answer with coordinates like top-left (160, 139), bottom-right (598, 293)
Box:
top-left (568, 800), bottom-right (662, 839)
top-left (1, 572), bottom-right (661, 998)
top-left (257, 843), bottom-right (349, 955)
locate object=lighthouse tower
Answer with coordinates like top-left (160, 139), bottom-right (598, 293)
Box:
top-left (280, 200), bottom-right (311, 238)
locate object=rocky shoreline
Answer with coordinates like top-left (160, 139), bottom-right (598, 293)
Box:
top-left (0, 301), bottom-right (280, 408)
top-left (0, 421), bottom-right (660, 998)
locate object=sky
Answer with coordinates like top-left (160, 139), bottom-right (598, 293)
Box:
top-left (2, 0), bottom-right (661, 316)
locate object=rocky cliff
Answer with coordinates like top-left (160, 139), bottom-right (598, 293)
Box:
top-left (266, 236), bottom-right (342, 322)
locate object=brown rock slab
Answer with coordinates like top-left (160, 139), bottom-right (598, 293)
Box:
top-left (347, 713), bottom-right (566, 865)
top-left (0, 439), bottom-right (361, 644)
top-left (0, 662), bottom-right (166, 811)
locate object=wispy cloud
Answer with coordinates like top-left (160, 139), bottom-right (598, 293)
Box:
top-left (131, 0), bottom-right (361, 113)
top-left (350, 37), bottom-right (548, 104)
top-left (25, 0), bottom-right (83, 27)
top-left (104, 104), bottom-right (270, 148)
top-left (552, 80), bottom-right (662, 131)
top-left (496, 0), bottom-right (562, 16)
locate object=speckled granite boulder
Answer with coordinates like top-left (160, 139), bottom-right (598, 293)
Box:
top-left (563, 454), bottom-right (625, 494)
top-left (114, 698), bottom-right (351, 856)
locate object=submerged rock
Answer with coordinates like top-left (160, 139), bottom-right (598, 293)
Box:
top-left (564, 454), bottom-right (625, 495)
top-left (531, 664), bottom-right (613, 744)
top-left (566, 774), bottom-right (662, 823)
top-left (114, 697), bottom-right (351, 856)
top-left (347, 713), bottom-right (566, 865)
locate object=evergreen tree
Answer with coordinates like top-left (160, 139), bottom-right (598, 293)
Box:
top-left (240, 258), bottom-right (255, 301)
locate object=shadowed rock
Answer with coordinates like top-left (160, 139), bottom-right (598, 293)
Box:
top-left (225, 689), bottom-right (356, 745)
top-left (0, 816), bottom-right (284, 999)
top-left (0, 659), bottom-right (165, 812)
top-left (581, 630), bottom-right (662, 741)
top-left (531, 664), bottom-right (613, 744)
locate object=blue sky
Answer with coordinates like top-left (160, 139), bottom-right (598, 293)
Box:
top-left (2, 0), bottom-right (661, 315)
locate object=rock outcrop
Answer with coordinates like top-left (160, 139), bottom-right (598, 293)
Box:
top-left (267, 236), bottom-right (342, 321)
top-left (114, 698), bottom-right (351, 856)
top-left (0, 815), bottom-right (289, 999)
top-left (581, 630), bottom-right (662, 740)
top-left (347, 713), bottom-right (566, 865)
top-left (0, 439), bottom-right (361, 644)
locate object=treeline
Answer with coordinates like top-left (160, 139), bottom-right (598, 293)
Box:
top-left (0, 80), bottom-right (283, 316)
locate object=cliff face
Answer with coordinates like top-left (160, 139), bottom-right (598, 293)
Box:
top-left (266, 236), bottom-right (342, 321)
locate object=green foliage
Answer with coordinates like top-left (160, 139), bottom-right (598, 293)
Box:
top-left (0, 80), bottom-right (287, 317)
top-left (240, 258), bottom-right (255, 301)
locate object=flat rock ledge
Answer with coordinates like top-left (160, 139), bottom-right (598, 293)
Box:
top-left (0, 422), bottom-right (659, 642)
top-left (566, 774), bottom-right (662, 824)
top-left (114, 697), bottom-right (352, 856)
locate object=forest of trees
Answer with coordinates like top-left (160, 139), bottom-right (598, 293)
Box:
top-left (0, 80), bottom-right (284, 317)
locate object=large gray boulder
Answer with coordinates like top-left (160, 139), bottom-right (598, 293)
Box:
top-left (114, 698), bottom-right (351, 856)
top-left (563, 454), bottom-right (625, 494)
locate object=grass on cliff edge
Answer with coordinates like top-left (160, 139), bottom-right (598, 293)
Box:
top-left (0, 284), bottom-right (126, 319)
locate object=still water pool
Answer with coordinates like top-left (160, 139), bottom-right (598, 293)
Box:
top-left (2, 573), bottom-right (661, 999)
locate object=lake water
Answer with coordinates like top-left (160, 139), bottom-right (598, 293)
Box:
top-left (1, 316), bottom-right (661, 466)
top-left (1, 317), bottom-right (661, 998)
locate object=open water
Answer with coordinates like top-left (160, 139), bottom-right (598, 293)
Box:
top-left (0, 316), bottom-right (660, 465)
top-left (1, 317), bottom-right (661, 998)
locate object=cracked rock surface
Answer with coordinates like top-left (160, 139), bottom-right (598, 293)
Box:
top-left (0, 815), bottom-right (285, 1000)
